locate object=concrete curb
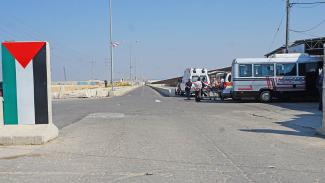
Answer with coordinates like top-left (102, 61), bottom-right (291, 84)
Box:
top-left (0, 124), bottom-right (59, 145)
top-left (147, 84), bottom-right (176, 97)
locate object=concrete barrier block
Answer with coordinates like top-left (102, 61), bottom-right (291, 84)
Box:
top-left (0, 124), bottom-right (59, 145)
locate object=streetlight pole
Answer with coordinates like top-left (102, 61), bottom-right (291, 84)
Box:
top-left (134, 40), bottom-right (140, 82)
top-left (109, 0), bottom-right (114, 90)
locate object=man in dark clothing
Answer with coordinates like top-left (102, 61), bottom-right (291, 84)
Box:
top-left (317, 70), bottom-right (323, 111)
top-left (185, 79), bottom-right (192, 100)
top-left (194, 77), bottom-right (202, 102)
top-left (201, 77), bottom-right (208, 97)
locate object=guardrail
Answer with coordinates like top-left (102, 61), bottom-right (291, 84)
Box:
top-left (147, 84), bottom-right (176, 97)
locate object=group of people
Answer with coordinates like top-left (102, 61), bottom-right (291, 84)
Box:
top-left (185, 78), bottom-right (225, 102)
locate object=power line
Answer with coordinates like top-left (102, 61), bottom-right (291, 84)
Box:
top-left (283, 0), bottom-right (325, 52)
top-left (268, 13), bottom-right (285, 52)
top-left (291, 1), bottom-right (325, 5)
top-left (290, 29), bottom-right (321, 38)
top-left (290, 19), bottom-right (325, 33)
top-left (294, 3), bottom-right (322, 8)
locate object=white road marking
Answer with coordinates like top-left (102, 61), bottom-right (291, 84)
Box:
top-left (86, 113), bottom-right (125, 119)
top-left (155, 100), bottom-right (161, 103)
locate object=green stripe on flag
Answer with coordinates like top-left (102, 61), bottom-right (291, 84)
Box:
top-left (2, 46), bottom-right (18, 125)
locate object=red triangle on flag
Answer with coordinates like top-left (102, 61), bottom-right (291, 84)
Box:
top-left (2, 42), bottom-right (46, 68)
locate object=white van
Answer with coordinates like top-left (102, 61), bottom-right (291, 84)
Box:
top-left (232, 54), bottom-right (323, 102)
top-left (180, 68), bottom-right (210, 94)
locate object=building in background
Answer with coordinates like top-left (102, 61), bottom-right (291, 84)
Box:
top-left (265, 37), bottom-right (325, 58)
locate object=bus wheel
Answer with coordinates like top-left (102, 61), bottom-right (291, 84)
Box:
top-left (260, 91), bottom-right (272, 102)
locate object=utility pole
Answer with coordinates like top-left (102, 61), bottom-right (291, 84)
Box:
top-left (109, 0), bottom-right (114, 90)
top-left (134, 40), bottom-right (140, 82)
top-left (63, 66), bottom-right (67, 81)
top-left (129, 44), bottom-right (132, 82)
top-left (134, 57), bottom-right (137, 81)
top-left (285, 0), bottom-right (290, 53)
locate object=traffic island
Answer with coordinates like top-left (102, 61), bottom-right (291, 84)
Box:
top-left (0, 124), bottom-right (58, 145)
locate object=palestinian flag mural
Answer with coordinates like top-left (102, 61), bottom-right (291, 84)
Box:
top-left (2, 42), bottom-right (52, 125)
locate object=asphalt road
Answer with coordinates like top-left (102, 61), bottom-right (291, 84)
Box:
top-left (1, 86), bottom-right (325, 183)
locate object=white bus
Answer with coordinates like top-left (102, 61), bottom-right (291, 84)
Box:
top-left (180, 68), bottom-right (210, 94)
top-left (232, 54), bottom-right (323, 102)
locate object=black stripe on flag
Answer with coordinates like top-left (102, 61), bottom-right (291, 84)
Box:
top-left (33, 45), bottom-right (49, 124)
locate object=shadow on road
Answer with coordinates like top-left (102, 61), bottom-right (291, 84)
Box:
top-left (239, 114), bottom-right (318, 137)
top-left (173, 91), bottom-right (323, 138)
top-left (240, 104), bottom-right (322, 138)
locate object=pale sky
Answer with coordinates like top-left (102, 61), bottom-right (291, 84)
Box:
top-left (0, 0), bottom-right (324, 81)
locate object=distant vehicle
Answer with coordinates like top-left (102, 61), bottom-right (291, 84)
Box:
top-left (231, 54), bottom-right (323, 102)
top-left (180, 68), bottom-right (210, 95)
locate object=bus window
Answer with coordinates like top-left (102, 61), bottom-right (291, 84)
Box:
top-left (254, 64), bottom-right (274, 77)
top-left (239, 64), bottom-right (252, 77)
top-left (299, 63), bottom-right (317, 76)
top-left (276, 63), bottom-right (297, 76)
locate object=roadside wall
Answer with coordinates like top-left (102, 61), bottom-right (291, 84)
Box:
top-left (148, 84), bottom-right (176, 97)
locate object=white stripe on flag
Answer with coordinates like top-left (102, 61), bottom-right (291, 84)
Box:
top-left (16, 60), bottom-right (36, 124)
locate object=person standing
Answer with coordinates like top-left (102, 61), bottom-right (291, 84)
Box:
top-left (194, 77), bottom-right (202, 102)
top-left (211, 78), bottom-right (217, 100)
top-left (185, 79), bottom-right (192, 100)
top-left (317, 69), bottom-right (323, 111)
top-left (201, 77), bottom-right (210, 98)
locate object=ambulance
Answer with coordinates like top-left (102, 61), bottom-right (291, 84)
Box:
top-left (180, 68), bottom-right (210, 94)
